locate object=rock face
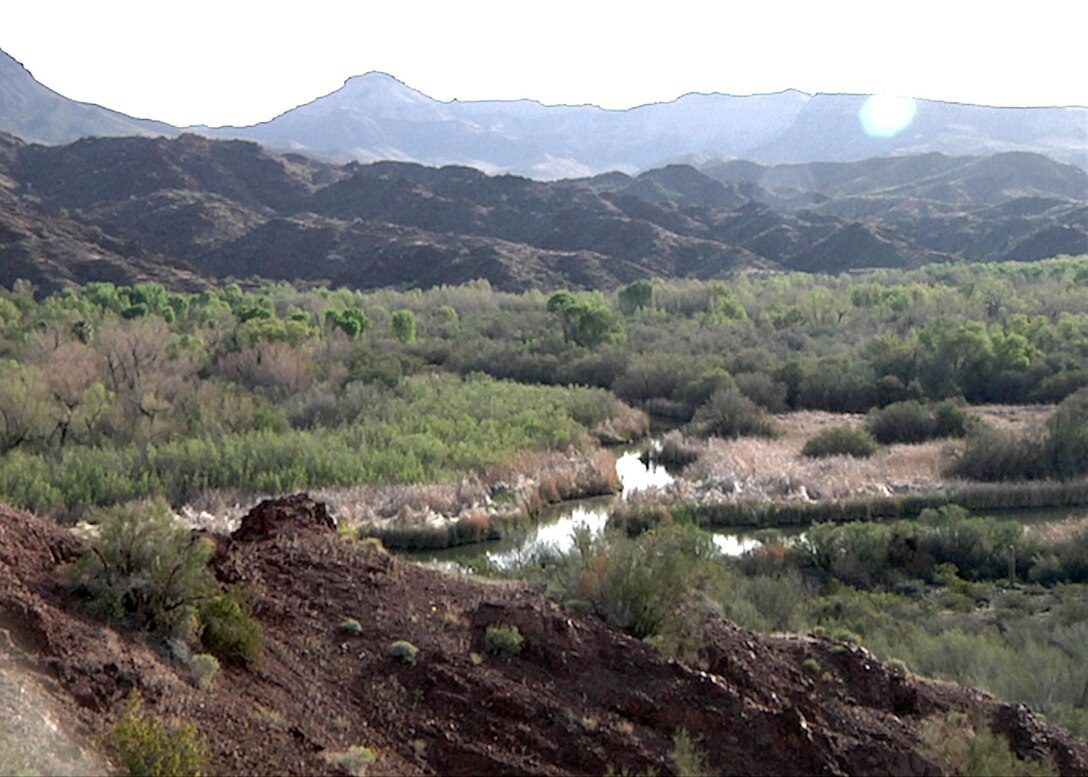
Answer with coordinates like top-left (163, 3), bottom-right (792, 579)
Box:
top-left (1, 498), bottom-right (1087, 775)
top-left (231, 493), bottom-right (336, 542)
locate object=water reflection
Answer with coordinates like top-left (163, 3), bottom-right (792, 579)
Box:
top-left (409, 445), bottom-right (772, 570)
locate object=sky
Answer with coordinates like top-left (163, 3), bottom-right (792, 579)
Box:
top-left (3, 0), bottom-right (1087, 128)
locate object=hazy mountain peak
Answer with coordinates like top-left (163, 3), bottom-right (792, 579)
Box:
top-left (1, 46), bottom-right (1085, 179)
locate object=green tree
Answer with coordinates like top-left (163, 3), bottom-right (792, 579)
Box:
top-left (547, 293), bottom-right (624, 348)
top-left (391, 309), bottom-right (417, 345)
top-left (325, 308), bottom-right (371, 339)
top-left (618, 280), bottom-right (653, 314)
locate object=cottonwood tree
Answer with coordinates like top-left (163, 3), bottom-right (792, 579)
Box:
top-left (216, 342), bottom-right (313, 400)
top-left (38, 340), bottom-right (101, 447)
top-left (0, 362), bottom-right (53, 452)
top-left (98, 318), bottom-right (197, 442)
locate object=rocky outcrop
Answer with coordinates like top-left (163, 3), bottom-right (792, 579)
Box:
top-left (0, 499), bottom-right (1084, 775)
top-left (230, 493), bottom-right (335, 542)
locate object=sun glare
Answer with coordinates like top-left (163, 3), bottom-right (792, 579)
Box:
top-left (858, 94), bottom-right (918, 137)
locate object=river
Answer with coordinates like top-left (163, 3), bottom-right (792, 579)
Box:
top-left (404, 443), bottom-right (1088, 571)
top-left (405, 447), bottom-right (776, 570)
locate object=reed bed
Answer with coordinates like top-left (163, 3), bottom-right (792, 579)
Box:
top-left (182, 447), bottom-right (621, 550)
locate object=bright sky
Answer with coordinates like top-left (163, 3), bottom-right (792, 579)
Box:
top-left (3, 1), bottom-right (1086, 128)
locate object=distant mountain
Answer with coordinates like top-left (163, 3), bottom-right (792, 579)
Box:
top-left (0, 49), bottom-right (177, 145)
top-left (201, 72), bottom-right (1088, 177)
top-left (0, 47), bottom-right (1083, 179)
top-left (0, 132), bottom-right (1083, 294)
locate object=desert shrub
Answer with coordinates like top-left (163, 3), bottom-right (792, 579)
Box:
top-left (866, 400), bottom-right (934, 444)
top-left (866, 399), bottom-right (970, 444)
top-left (1041, 387), bottom-right (1088, 480)
top-left (670, 728), bottom-right (711, 777)
top-left (103, 690), bottom-right (206, 777)
top-left (188, 653), bottom-right (220, 691)
top-left (197, 590), bottom-right (263, 665)
top-left (947, 424), bottom-right (1045, 481)
top-left (388, 640), bottom-right (419, 664)
top-left (689, 388), bottom-right (778, 439)
top-left (920, 711), bottom-right (1054, 777)
top-left (332, 745), bottom-right (378, 777)
top-left (733, 371), bottom-right (789, 413)
top-left (484, 624), bottom-right (525, 658)
top-left (338, 617), bottom-right (363, 635)
top-left (548, 522), bottom-right (717, 639)
top-left (801, 426), bottom-right (879, 458)
top-left (885, 657), bottom-right (909, 675)
top-left (932, 399), bottom-right (970, 438)
top-left (66, 500), bottom-right (214, 636)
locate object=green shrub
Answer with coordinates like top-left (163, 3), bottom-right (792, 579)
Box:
top-left (866, 399), bottom-right (970, 444)
top-left (198, 591), bottom-right (263, 666)
top-left (66, 500), bottom-right (214, 636)
top-left (801, 426), bottom-right (879, 458)
top-left (1042, 387), bottom-right (1088, 479)
top-left (932, 399), bottom-right (970, 438)
top-left (547, 523), bottom-right (717, 639)
top-left (866, 400), bottom-right (934, 444)
top-left (670, 729), bottom-right (711, 777)
top-left (388, 640), bottom-right (419, 664)
top-left (947, 424), bottom-right (1045, 481)
top-left (484, 624), bottom-right (525, 658)
top-left (690, 388), bottom-right (778, 439)
top-left (886, 657), bottom-right (909, 675)
top-left (103, 690), bottom-right (206, 777)
top-left (921, 711), bottom-right (1055, 777)
top-left (332, 745), bottom-right (378, 777)
top-left (338, 617), bottom-right (363, 635)
top-left (188, 653), bottom-right (220, 691)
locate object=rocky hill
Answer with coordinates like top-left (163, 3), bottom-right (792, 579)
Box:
top-left (0, 131), bottom-right (1084, 293)
top-left (0, 50), bottom-right (176, 146)
top-left (1, 496), bottom-right (1085, 775)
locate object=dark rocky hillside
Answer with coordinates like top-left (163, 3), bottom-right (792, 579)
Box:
top-left (2, 497), bottom-right (1086, 775)
top-left (0, 131), bottom-right (1084, 293)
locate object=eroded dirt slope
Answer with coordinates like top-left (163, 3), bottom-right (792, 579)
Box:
top-left (0, 496), bottom-right (1085, 776)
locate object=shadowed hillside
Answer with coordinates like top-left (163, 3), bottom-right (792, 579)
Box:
top-left (0, 131), bottom-right (1084, 293)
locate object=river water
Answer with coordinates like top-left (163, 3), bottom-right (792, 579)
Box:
top-left (407, 447), bottom-right (770, 569)
top-left (405, 444), bottom-right (1088, 571)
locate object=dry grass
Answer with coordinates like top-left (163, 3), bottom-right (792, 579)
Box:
top-left (668, 406), bottom-right (1052, 505)
top-left (178, 448), bottom-right (620, 549)
top-left (1027, 515), bottom-right (1088, 544)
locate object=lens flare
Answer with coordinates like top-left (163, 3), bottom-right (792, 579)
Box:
top-left (858, 94), bottom-right (917, 137)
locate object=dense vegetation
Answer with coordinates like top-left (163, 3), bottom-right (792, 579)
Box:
top-left (0, 256), bottom-right (1085, 517)
top-left (502, 507), bottom-right (1088, 738)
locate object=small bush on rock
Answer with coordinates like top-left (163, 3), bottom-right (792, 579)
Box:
top-left (484, 624), bottom-right (525, 658)
top-left (331, 745), bottom-right (378, 777)
top-left (188, 653), bottom-right (219, 691)
top-left (67, 499), bottom-right (214, 636)
top-left (338, 617), bottom-right (363, 635)
top-left (388, 640), bottom-right (419, 664)
top-left (104, 689), bottom-right (206, 777)
top-left (198, 590), bottom-right (263, 666)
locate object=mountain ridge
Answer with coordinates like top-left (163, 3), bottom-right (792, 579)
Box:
top-left (0, 130), bottom-right (1083, 294)
top-left (1, 46), bottom-right (1084, 180)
